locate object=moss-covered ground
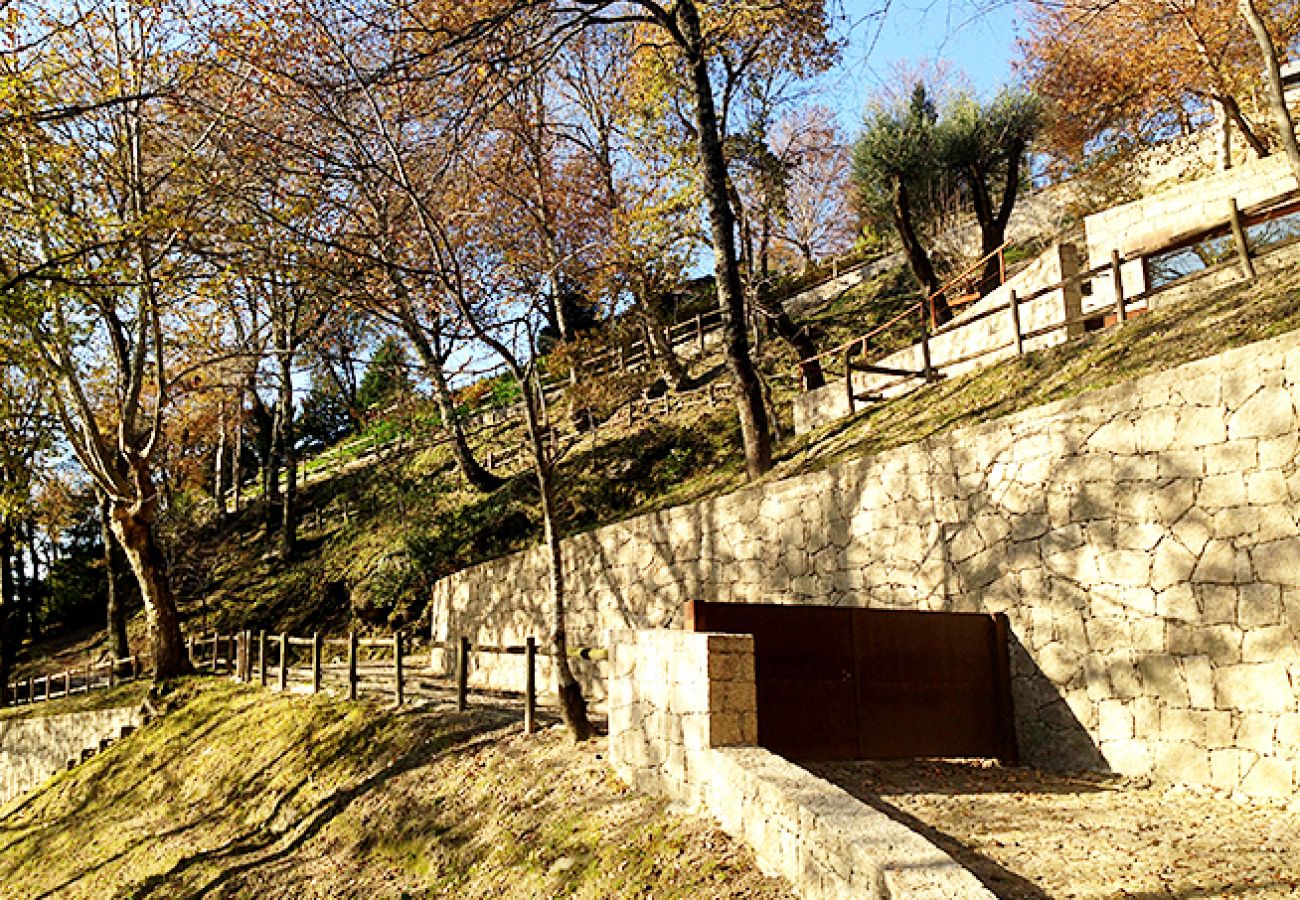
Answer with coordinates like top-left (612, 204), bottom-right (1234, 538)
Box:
top-left (0, 679), bottom-right (789, 899)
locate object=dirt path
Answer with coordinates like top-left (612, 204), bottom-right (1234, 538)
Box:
top-left (807, 759), bottom-right (1300, 899)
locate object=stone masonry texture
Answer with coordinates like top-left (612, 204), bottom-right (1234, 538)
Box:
top-left (433, 327), bottom-right (1300, 800)
top-left (609, 629), bottom-right (994, 899)
top-left (0, 706), bottom-right (143, 806)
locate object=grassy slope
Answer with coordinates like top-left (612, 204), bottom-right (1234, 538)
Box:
top-left (0, 680), bottom-right (789, 899)
top-left (162, 261), bottom-right (1300, 643)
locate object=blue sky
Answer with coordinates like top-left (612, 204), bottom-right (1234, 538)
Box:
top-left (821, 0), bottom-right (1023, 129)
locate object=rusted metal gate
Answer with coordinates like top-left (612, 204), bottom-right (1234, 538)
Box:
top-left (687, 600), bottom-right (1017, 763)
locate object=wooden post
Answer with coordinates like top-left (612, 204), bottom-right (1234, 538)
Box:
top-left (278, 633), bottom-right (288, 691)
top-left (844, 343), bottom-right (856, 415)
top-left (920, 310), bottom-right (936, 382)
top-left (348, 632), bottom-right (358, 701)
top-left (26, 676), bottom-right (32, 704)
top-left (1111, 249), bottom-right (1126, 325)
top-left (187, 637), bottom-right (194, 667)
top-left (393, 632), bottom-right (404, 707)
top-left (1228, 198), bottom-right (1256, 279)
top-left (1009, 289), bottom-right (1024, 355)
top-left (258, 631), bottom-right (267, 687)
top-left (696, 313), bottom-right (705, 353)
top-left (311, 632), bottom-right (322, 694)
top-left (108, 657), bottom-right (116, 689)
top-left (211, 633), bottom-right (219, 673)
top-left (456, 636), bottom-right (469, 712)
top-left (525, 636), bottom-right (537, 735)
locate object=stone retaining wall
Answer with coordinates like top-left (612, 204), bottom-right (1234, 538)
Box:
top-left (432, 327), bottom-right (1300, 799)
top-left (609, 629), bottom-right (993, 899)
top-left (0, 706), bottom-right (143, 808)
top-left (793, 243), bottom-right (1082, 434)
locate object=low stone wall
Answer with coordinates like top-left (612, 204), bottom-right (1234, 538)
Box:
top-left (1084, 154), bottom-right (1298, 305)
top-left (793, 243), bottom-right (1081, 434)
top-left (433, 326), bottom-right (1300, 799)
top-left (0, 706), bottom-right (143, 807)
top-left (1085, 154), bottom-right (1295, 263)
top-left (609, 629), bottom-right (993, 899)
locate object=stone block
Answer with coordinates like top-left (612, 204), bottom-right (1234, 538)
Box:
top-left (1102, 738), bottom-right (1152, 776)
top-left (1205, 709), bottom-right (1235, 746)
top-left (1137, 656), bottom-right (1189, 705)
top-left (1209, 748), bottom-right (1255, 791)
top-left (1252, 538), bottom-right (1300, 587)
top-left (1201, 473), bottom-right (1250, 508)
top-left (1181, 656), bottom-right (1216, 709)
top-left (1154, 741), bottom-right (1211, 786)
top-left (1192, 541), bottom-right (1240, 585)
top-left (1242, 626), bottom-right (1294, 663)
top-left (1227, 387), bottom-right (1295, 440)
top-left (1200, 584), bottom-right (1239, 624)
top-left (1196, 625), bottom-right (1244, 664)
top-left (1236, 713), bottom-right (1277, 755)
top-left (1098, 549), bottom-right (1152, 587)
top-left (1239, 757), bottom-right (1295, 799)
top-left (1214, 662), bottom-right (1293, 712)
top-left (1160, 707), bottom-right (1206, 742)
top-left (1098, 700), bottom-right (1134, 741)
top-left (1175, 407), bottom-right (1227, 447)
top-left (1157, 584), bottom-right (1198, 621)
top-left (1277, 713), bottom-right (1300, 751)
top-left (1247, 470), bottom-right (1289, 505)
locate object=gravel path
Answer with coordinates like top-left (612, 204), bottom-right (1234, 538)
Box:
top-left (806, 759), bottom-right (1300, 899)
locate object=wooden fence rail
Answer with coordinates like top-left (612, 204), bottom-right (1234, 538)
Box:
top-left (4, 653), bottom-right (148, 708)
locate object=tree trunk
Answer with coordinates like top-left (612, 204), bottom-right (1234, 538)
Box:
top-left (213, 401), bottom-right (228, 520)
top-left (677, 0), bottom-right (772, 478)
top-left (1219, 94), bottom-right (1269, 159)
top-left (397, 303), bottom-right (503, 492)
top-left (521, 377), bottom-right (593, 741)
top-left (638, 310), bottom-right (691, 392)
top-left (279, 353), bottom-right (297, 560)
top-left (751, 290), bottom-right (825, 390)
top-left (99, 496), bottom-right (131, 670)
top-left (1240, 0), bottom-right (1300, 183)
top-left (109, 484), bottom-right (189, 679)
top-left (892, 175), bottom-right (950, 322)
top-left (0, 520), bottom-right (14, 707)
top-left (232, 394), bottom-right (245, 514)
top-left (17, 519), bottom-right (38, 641)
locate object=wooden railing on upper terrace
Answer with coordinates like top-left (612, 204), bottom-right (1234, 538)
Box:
top-left (795, 190), bottom-right (1300, 419)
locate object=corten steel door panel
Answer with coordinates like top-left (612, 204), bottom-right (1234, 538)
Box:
top-left (689, 602), bottom-right (860, 759)
top-left (688, 600), bottom-right (1017, 763)
top-left (852, 609), bottom-right (1008, 759)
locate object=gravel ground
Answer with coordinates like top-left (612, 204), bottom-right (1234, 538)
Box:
top-left (805, 759), bottom-right (1300, 899)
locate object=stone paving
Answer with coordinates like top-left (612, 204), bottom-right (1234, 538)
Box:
top-left (808, 758), bottom-right (1300, 899)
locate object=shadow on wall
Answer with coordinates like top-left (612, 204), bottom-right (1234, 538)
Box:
top-left (432, 340), bottom-right (1300, 792)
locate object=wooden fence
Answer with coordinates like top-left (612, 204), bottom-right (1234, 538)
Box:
top-left (191, 630), bottom-right (606, 735)
top-left (796, 192), bottom-right (1294, 410)
top-left (5, 653), bottom-right (149, 707)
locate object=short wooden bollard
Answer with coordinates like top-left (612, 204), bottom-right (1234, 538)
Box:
top-left (278, 633), bottom-right (288, 692)
top-left (1009, 289), bottom-right (1024, 355)
top-left (26, 676), bottom-right (32, 704)
top-left (311, 632), bottom-right (322, 694)
top-left (186, 637), bottom-right (195, 667)
top-left (108, 659), bottom-right (116, 689)
top-left (456, 636), bottom-right (470, 712)
top-left (258, 631), bottom-right (267, 687)
top-left (347, 632), bottom-right (358, 701)
top-left (524, 637), bottom-right (537, 735)
top-left (393, 632), bottom-right (404, 707)
top-left (1111, 249), bottom-right (1126, 325)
